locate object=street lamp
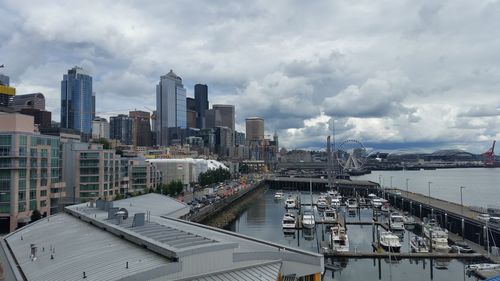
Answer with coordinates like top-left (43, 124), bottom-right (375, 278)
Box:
top-left (427, 181), bottom-right (432, 205)
top-left (460, 186), bottom-right (465, 216)
top-left (406, 178), bottom-right (410, 196)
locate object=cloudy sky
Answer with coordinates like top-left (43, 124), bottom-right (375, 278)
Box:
top-left (1, 0), bottom-right (499, 153)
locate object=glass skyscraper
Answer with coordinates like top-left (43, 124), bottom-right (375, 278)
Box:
top-left (61, 66), bottom-right (93, 137)
top-left (156, 70), bottom-right (186, 146)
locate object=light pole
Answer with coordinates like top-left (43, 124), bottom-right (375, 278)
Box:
top-left (406, 178), bottom-right (410, 196)
top-left (460, 186), bottom-right (465, 216)
top-left (427, 181), bottom-right (432, 205)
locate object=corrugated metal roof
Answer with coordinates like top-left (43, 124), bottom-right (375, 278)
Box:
top-left (189, 262), bottom-right (281, 281)
top-left (485, 275), bottom-right (500, 281)
top-left (4, 214), bottom-right (170, 281)
top-left (112, 193), bottom-right (190, 218)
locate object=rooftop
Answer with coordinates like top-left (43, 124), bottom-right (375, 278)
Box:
top-left (1, 193), bottom-right (323, 281)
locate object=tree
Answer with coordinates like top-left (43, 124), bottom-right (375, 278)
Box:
top-left (198, 167), bottom-right (231, 187)
top-left (114, 193), bottom-right (123, 200)
top-left (92, 138), bottom-right (111, 149)
top-left (31, 209), bottom-right (42, 222)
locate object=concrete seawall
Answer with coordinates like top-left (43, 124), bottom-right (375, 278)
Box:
top-left (188, 181), bottom-right (267, 228)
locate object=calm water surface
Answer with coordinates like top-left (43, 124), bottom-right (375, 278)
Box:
top-left (228, 189), bottom-right (485, 281)
top-left (353, 168), bottom-right (500, 207)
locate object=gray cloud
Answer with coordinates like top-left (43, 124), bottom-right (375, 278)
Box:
top-left (1, 0), bottom-right (499, 152)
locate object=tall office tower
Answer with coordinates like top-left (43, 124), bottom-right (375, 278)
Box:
top-left (205, 108), bottom-right (222, 129)
top-left (12, 93), bottom-right (46, 111)
top-left (156, 70), bottom-right (187, 146)
top-left (110, 114), bottom-right (133, 145)
top-left (234, 131), bottom-right (246, 146)
top-left (245, 117), bottom-right (264, 141)
top-left (0, 73), bottom-right (15, 107)
top-left (91, 117), bottom-right (110, 139)
top-left (212, 104), bottom-right (235, 131)
top-left (194, 84), bottom-right (208, 129)
top-left (61, 66), bottom-right (93, 138)
top-left (186, 97), bottom-right (197, 128)
top-left (92, 91), bottom-right (96, 119)
top-left (129, 110), bottom-right (152, 147)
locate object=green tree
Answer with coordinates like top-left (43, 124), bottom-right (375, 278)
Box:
top-left (93, 138), bottom-right (111, 149)
top-left (198, 167), bottom-right (231, 187)
top-left (30, 209), bottom-right (42, 222)
top-left (114, 193), bottom-right (123, 200)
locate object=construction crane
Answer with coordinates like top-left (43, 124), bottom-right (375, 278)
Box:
top-left (483, 140), bottom-right (496, 168)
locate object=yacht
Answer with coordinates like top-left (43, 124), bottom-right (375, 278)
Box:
top-left (302, 207), bottom-right (316, 229)
top-left (282, 212), bottom-right (297, 230)
top-left (389, 212), bottom-right (405, 231)
top-left (330, 225), bottom-right (349, 252)
top-left (379, 231), bottom-right (402, 253)
top-left (316, 195), bottom-right (329, 210)
top-left (422, 218), bottom-right (450, 252)
top-left (410, 236), bottom-right (429, 253)
top-left (322, 208), bottom-right (338, 224)
top-left (466, 263), bottom-right (500, 272)
top-left (330, 198), bottom-right (341, 208)
top-left (274, 191), bottom-right (284, 200)
top-left (358, 197), bottom-right (367, 206)
top-left (371, 198), bottom-right (383, 208)
top-left (285, 196), bottom-right (297, 209)
top-left (346, 198), bottom-right (358, 209)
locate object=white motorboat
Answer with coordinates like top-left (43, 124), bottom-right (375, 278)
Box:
top-left (368, 193), bottom-right (377, 199)
top-left (327, 190), bottom-right (339, 198)
top-left (282, 212), bottom-right (297, 229)
top-left (346, 198), bottom-right (358, 209)
top-left (274, 191), bottom-right (284, 200)
top-left (379, 231), bottom-right (402, 253)
top-left (330, 198), bottom-right (341, 208)
top-left (285, 196), bottom-right (297, 209)
top-left (389, 212), bottom-right (405, 231)
top-left (422, 218), bottom-right (450, 252)
top-left (316, 195), bottom-right (329, 210)
top-left (358, 197), bottom-right (367, 206)
top-left (302, 214), bottom-right (315, 229)
top-left (466, 263), bottom-right (500, 272)
top-left (330, 225), bottom-right (349, 252)
top-left (322, 208), bottom-right (338, 224)
top-left (410, 236), bottom-right (429, 253)
top-left (371, 198), bottom-right (383, 208)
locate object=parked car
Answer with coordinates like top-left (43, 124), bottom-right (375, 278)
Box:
top-left (477, 213), bottom-right (491, 222)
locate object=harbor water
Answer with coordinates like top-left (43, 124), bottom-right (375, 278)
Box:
top-left (353, 168), bottom-right (500, 207)
top-left (227, 189), bottom-right (486, 281)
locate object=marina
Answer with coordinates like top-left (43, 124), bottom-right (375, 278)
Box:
top-left (228, 184), bottom-right (500, 280)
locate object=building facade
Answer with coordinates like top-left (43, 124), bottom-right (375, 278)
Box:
top-left (127, 159), bottom-right (161, 195)
top-left (60, 66), bottom-right (93, 138)
top-left (11, 93), bottom-right (46, 111)
top-left (62, 141), bottom-right (124, 203)
top-left (129, 110), bottom-right (152, 147)
top-left (0, 113), bottom-right (66, 232)
top-left (156, 70), bottom-right (186, 146)
top-left (0, 73), bottom-right (15, 107)
top-left (110, 114), bottom-right (133, 145)
top-left (194, 84), bottom-right (208, 129)
top-left (245, 117), bottom-right (264, 141)
top-left (212, 104), bottom-right (235, 132)
top-left (91, 117), bottom-right (110, 139)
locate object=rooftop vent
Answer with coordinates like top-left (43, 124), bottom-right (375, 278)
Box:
top-left (132, 213), bottom-right (145, 227)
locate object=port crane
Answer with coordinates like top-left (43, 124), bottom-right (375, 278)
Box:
top-left (483, 140), bottom-right (496, 167)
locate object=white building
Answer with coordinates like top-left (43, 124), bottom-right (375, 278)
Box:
top-left (91, 117), bottom-right (110, 139)
top-left (147, 158), bottom-right (228, 186)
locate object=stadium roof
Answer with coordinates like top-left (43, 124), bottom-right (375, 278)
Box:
top-left (1, 194), bottom-right (323, 281)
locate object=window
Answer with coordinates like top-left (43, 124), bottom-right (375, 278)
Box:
top-left (40, 200), bottom-right (47, 207)
top-left (40, 190), bottom-right (47, 197)
top-left (18, 191), bottom-right (26, 201)
top-left (19, 135), bottom-right (27, 146)
top-left (0, 135), bottom-right (11, 145)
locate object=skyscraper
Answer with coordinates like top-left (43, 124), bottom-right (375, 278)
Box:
top-left (212, 104), bottom-right (235, 131)
top-left (186, 97), bottom-right (197, 128)
top-left (156, 70), bottom-right (187, 146)
top-left (92, 91), bottom-right (96, 119)
top-left (129, 110), bottom-right (152, 147)
top-left (61, 66), bottom-right (93, 138)
top-left (110, 114), bottom-right (133, 145)
top-left (12, 93), bottom-right (46, 111)
top-left (194, 84), bottom-right (208, 129)
top-left (245, 117), bottom-right (264, 141)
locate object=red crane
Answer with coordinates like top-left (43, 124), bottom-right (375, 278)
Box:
top-left (483, 140), bottom-right (496, 167)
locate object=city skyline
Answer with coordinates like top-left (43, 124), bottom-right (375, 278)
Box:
top-left (1, 1), bottom-right (499, 153)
